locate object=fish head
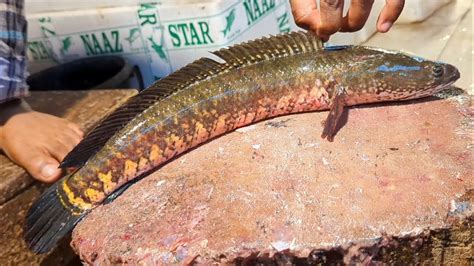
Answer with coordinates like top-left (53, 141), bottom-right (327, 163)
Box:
top-left (359, 47), bottom-right (460, 100)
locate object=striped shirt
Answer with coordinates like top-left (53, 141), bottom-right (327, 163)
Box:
top-left (0, 0), bottom-right (27, 104)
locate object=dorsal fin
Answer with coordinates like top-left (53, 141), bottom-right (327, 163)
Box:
top-left (212, 31), bottom-right (323, 67)
top-left (60, 31), bottom-right (323, 168)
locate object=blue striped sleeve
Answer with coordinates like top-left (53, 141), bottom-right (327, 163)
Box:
top-left (0, 0), bottom-right (28, 104)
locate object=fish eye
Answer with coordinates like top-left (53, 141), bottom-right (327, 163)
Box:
top-left (432, 65), bottom-right (444, 78)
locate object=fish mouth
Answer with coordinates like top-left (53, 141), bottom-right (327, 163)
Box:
top-left (444, 63), bottom-right (461, 84)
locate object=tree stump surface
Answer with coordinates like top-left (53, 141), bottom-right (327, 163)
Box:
top-left (71, 90), bottom-right (473, 265)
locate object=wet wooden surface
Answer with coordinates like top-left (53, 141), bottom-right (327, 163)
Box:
top-left (0, 89), bottom-right (136, 265)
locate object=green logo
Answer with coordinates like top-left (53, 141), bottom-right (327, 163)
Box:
top-left (221, 8), bottom-right (236, 37)
top-left (38, 17), bottom-right (56, 37)
top-left (168, 21), bottom-right (214, 48)
top-left (60, 36), bottom-right (72, 55)
top-left (80, 30), bottom-right (124, 56)
top-left (138, 3), bottom-right (159, 26)
top-left (147, 34), bottom-right (167, 61)
top-left (38, 17), bottom-right (51, 23)
top-left (277, 12), bottom-right (290, 33)
top-left (242, 0), bottom-right (276, 26)
top-left (28, 41), bottom-right (52, 60)
top-left (125, 28), bottom-right (141, 45)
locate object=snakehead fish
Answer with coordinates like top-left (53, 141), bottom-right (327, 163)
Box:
top-left (24, 31), bottom-right (460, 253)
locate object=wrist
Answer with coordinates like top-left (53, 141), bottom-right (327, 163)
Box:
top-left (0, 99), bottom-right (32, 150)
top-left (0, 99), bottom-right (31, 122)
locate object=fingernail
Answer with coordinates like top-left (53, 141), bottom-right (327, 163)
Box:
top-left (41, 164), bottom-right (58, 179)
top-left (379, 21), bottom-right (392, 33)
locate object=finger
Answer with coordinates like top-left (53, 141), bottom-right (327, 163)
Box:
top-left (341, 0), bottom-right (375, 32)
top-left (377, 0), bottom-right (405, 32)
top-left (317, 0), bottom-right (344, 36)
top-left (289, 0), bottom-right (320, 31)
top-left (63, 129), bottom-right (82, 148)
top-left (318, 34), bottom-right (330, 42)
top-left (64, 127), bottom-right (83, 146)
top-left (50, 138), bottom-right (75, 163)
top-left (38, 162), bottom-right (62, 183)
top-left (67, 122), bottom-right (84, 138)
top-left (23, 151), bottom-right (62, 183)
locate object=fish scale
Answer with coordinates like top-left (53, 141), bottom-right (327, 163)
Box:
top-left (24, 31), bottom-right (460, 253)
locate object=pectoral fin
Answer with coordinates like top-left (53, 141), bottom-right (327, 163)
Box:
top-left (321, 86), bottom-right (346, 142)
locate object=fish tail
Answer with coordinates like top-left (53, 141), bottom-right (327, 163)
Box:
top-left (24, 176), bottom-right (86, 253)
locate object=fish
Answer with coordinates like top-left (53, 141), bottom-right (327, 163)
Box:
top-left (24, 31), bottom-right (460, 253)
top-left (125, 28), bottom-right (140, 45)
top-left (221, 8), bottom-right (236, 37)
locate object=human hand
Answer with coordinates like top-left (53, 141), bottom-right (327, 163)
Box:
top-left (290, 0), bottom-right (405, 41)
top-left (0, 100), bottom-right (83, 182)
